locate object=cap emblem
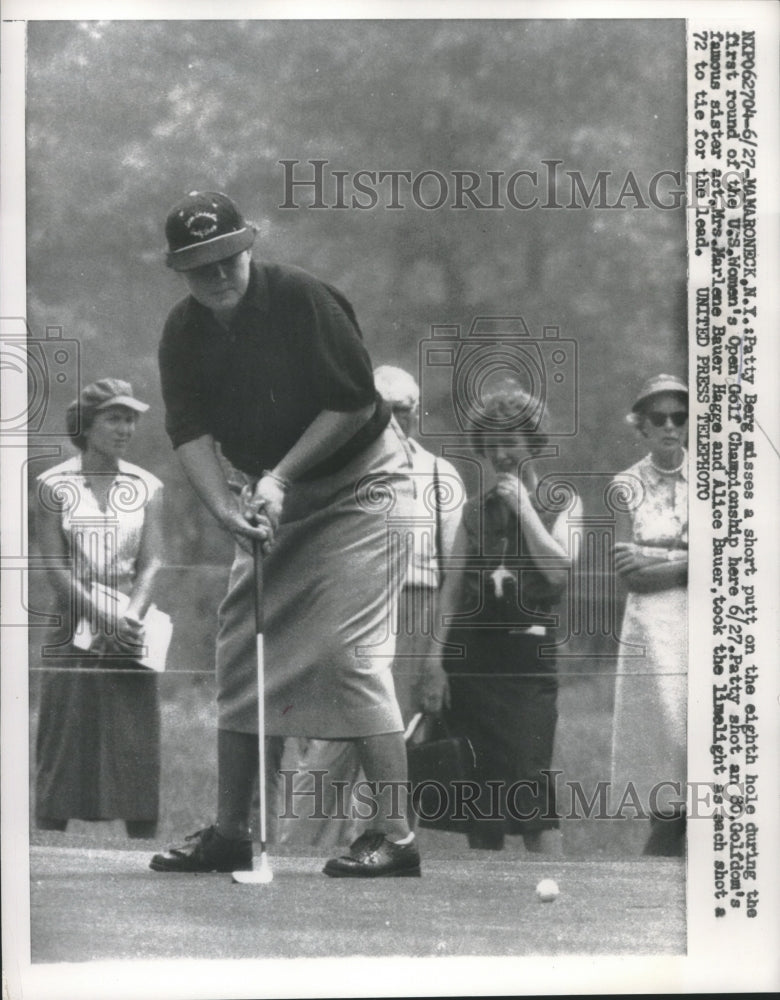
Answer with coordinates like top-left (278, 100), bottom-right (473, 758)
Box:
top-left (184, 210), bottom-right (219, 240)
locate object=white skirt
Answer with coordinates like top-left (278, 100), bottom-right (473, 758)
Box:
top-left (611, 585), bottom-right (687, 813)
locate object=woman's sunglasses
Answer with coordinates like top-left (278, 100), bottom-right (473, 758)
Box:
top-left (646, 411), bottom-right (688, 428)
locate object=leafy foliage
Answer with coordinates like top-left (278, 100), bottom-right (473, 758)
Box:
top-left (26, 17), bottom-right (687, 592)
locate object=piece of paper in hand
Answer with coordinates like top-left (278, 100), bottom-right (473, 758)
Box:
top-left (73, 583), bottom-right (172, 672)
top-left (490, 565), bottom-right (514, 599)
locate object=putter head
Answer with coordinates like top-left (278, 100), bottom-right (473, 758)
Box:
top-left (232, 854), bottom-right (273, 884)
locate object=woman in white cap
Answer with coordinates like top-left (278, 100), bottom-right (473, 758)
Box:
top-left (611, 374), bottom-right (688, 855)
top-left (34, 379), bottom-right (164, 837)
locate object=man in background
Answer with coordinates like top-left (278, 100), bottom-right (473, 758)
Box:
top-left (372, 365), bottom-right (463, 723)
top-left (278, 365), bottom-right (465, 846)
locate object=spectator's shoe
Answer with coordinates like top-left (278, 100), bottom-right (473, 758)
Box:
top-left (149, 825), bottom-right (252, 873)
top-left (323, 831), bottom-right (421, 878)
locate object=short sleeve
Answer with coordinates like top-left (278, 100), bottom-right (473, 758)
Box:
top-left (610, 466), bottom-right (644, 526)
top-left (36, 473), bottom-right (66, 517)
top-left (158, 303), bottom-right (209, 449)
top-left (290, 275), bottom-right (376, 412)
top-left (436, 457), bottom-right (466, 558)
top-left (36, 459), bottom-right (79, 514)
top-left (125, 463), bottom-right (164, 502)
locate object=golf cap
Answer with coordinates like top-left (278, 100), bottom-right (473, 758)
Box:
top-left (631, 373), bottom-right (688, 412)
top-left (76, 378), bottom-right (150, 415)
top-left (164, 191), bottom-right (256, 271)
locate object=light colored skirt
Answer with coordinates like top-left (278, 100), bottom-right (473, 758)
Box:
top-left (216, 423), bottom-right (413, 738)
top-left (275, 581), bottom-right (442, 847)
top-left (611, 585), bottom-right (687, 814)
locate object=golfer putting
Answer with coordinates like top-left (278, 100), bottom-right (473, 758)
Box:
top-left (150, 190), bottom-right (420, 879)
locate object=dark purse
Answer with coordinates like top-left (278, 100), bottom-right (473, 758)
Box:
top-left (406, 713), bottom-right (478, 831)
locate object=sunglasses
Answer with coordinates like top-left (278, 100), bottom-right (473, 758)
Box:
top-left (646, 411), bottom-right (688, 428)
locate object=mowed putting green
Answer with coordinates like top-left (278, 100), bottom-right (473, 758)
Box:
top-left (30, 840), bottom-right (684, 962)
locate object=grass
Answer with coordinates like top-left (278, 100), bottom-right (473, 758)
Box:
top-left (29, 668), bottom-right (652, 857)
top-left (26, 653), bottom-right (685, 975)
top-left (30, 846), bottom-right (685, 962)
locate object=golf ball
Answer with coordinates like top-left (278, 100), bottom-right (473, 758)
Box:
top-left (535, 878), bottom-right (559, 902)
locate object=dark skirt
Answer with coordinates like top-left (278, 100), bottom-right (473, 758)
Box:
top-left (443, 627), bottom-right (559, 835)
top-left (35, 650), bottom-right (160, 823)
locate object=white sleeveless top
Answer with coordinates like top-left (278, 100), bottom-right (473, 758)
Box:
top-left (38, 455), bottom-right (162, 592)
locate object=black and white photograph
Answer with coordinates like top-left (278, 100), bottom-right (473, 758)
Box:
top-left (1, 2), bottom-right (778, 998)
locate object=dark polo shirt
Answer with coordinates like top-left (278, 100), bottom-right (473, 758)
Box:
top-left (158, 262), bottom-right (390, 478)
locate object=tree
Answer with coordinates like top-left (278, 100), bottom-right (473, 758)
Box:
top-left (26, 18), bottom-right (687, 572)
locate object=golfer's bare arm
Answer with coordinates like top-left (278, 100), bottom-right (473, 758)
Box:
top-left (252, 405), bottom-right (376, 547)
top-left (177, 404), bottom-right (373, 541)
top-left (177, 436), bottom-right (268, 543)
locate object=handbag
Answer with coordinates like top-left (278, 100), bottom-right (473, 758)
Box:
top-left (405, 713), bottom-right (478, 831)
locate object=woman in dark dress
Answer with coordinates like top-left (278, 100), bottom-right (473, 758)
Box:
top-left (441, 382), bottom-right (581, 852)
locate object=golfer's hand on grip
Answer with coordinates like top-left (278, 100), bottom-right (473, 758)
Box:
top-left (239, 478), bottom-right (285, 556)
top-left (250, 475), bottom-right (285, 529)
top-left (220, 495), bottom-right (273, 555)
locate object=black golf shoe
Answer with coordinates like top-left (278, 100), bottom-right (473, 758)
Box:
top-left (149, 825), bottom-right (253, 873)
top-left (323, 831), bottom-right (421, 878)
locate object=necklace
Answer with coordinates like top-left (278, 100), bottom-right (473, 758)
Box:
top-left (649, 454), bottom-right (685, 475)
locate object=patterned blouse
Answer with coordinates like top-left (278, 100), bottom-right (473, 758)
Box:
top-left (613, 452), bottom-right (688, 551)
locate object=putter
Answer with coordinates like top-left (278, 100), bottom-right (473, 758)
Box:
top-left (232, 538), bottom-right (273, 884)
